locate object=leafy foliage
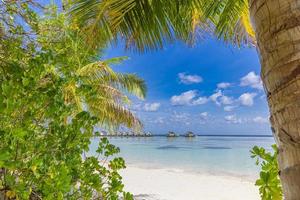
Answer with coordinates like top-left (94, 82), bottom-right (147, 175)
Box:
top-left (201, 0), bottom-right (255, 45)
top-left (38, 5), bottom-right (146, 129)
top-left (251, 145), bottom-right (282, 200)
top-left (0, 1), bottom-right (144, 199)
top-left (69, 0), bottom-right (255, 52)
top-left (69, 0), bottom-right (210, 51)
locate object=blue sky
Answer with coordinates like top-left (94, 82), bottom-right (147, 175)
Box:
top-left (104, 38), bottom-right (271, 135)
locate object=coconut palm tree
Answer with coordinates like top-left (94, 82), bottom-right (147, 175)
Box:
top-left (69, 0), bottom-right (300, 198)
top-left (63, 57), bottom-right (146, 129)
top-left (36, 5), bottom-right (147, 131)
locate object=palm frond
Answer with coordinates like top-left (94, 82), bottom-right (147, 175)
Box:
top-left (69, 0), bottom-right (209, 52)
top-left (115, 74), bottom-right (147, 99)
top-left (89, 83), bottom-right (131, 105)
top-left (69, 0), bottom-right (136, 47)
top-left (77, 60), bottom-right (146, 99)
top-left (77, 60), bottom-right (117, 81)
top-left (102, 56), bottom-right (128, 65)
top-left (69, 0), bottom-right (255, 50)
top-left (70, 57), bottom-right (146, 129)
top-left (95, 84), bottom-right (124, 100)
top-left (202, 0), bottom-right (255, 45)
top-left (86, 96), bottom-right (142, 128)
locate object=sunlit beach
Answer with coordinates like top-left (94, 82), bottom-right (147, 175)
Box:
top-left (90, 136), bottom-right (273, 199)
top-left (121, 165), bottom-right (258, 200)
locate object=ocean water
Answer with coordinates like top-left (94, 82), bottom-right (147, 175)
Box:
top-left (90, 136), bottom-right (275, 179)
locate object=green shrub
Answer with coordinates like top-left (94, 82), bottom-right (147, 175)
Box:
top-left (251, 145), bottom-right (282, 200)
top-left (0, 2), bottom-right (141, 199)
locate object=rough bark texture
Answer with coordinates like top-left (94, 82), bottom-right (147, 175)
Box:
top-left (249, 0), bottom-right (300, 199)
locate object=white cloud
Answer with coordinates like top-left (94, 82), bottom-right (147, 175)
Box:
top-left (217, 82), bottom-right (231, 89)
top-left (178, 73), bottom-right (203, 84)
top-left (224, 106), bottom-right (236, 112)
top-left (209, 90), bottom-right (222, 106)
top-left (143, 102), bottom-right (161, 112)
top-left (200, 112), bottom-right (208, 117)
top-left (220, 95), bottom-right (234, 105)
top-left (200, 112), bottom-right (209, 120)
top-left (240, 71), bottom-right (263, 90)
top-left (170, 90), bottom-right (208, 106)
top-left (239, 92), bottom-right (257, 106)
top-left (171, 90), bottom-right (197, 105)
top-left (224, 115), bottom-right (242, 124)
top-left (192, 97), bottom-right (209, 105)
top-left (253, 116), bottom-right (269, 124)
top-left (209, 90), bottom-right (234, 106)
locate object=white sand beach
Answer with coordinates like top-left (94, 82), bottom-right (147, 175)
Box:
top-left (121, 165), bottom-right (260, 200)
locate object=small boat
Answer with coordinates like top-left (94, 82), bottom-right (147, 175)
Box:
top-left (185, 131), bottom-right (195, 137)
top-left (167, 131), bottom-right (177, 137)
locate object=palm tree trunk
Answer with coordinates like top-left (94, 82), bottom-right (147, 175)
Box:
top-left (249, 0), bottom-right (300, 199)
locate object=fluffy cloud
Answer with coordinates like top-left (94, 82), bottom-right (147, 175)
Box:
top-left (143, 102), bottom-right (161, 112)
top-left (209, 90), bottom-right (223, 105)
top-left (170, 90), bottom-right (208, 106)
top-left (240, 71), bottom-right (263, 90)
top-left (217, 82), bottom-right (231, 89)
top-left (220, 95), bottom-right (234, 105)
top-left (253, 116), bottom-right (269, 124)
top-left (224, 106), bottom-right (236, 112)
top-left (210, 90), bottom-right (234, 106)
top-left (200, 112), bottom-right (209, 120)
top-left (171, 90), bottom-right (197, 105)
top-left (192, 97), bottom-right (209, 105)
top-left (239, 92), bottom-right (257, 106)
top-left (224, 115), bottom-right (242, 124)
top-left (178, 73), bottom-right (203, 84)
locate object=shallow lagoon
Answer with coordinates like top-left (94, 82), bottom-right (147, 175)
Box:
top-left (90, 136), bottom-right (274, 179)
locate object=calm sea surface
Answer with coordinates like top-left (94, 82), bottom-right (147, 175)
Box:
top-left (90, 136), bottom-right (274, 179)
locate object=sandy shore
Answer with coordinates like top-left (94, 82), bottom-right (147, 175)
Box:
top-left (120, 165), bottom-right (260, 200)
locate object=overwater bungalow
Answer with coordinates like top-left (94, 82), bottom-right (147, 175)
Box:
top-left (167, 131), bottom-right (177, 137)
top-left (185, 131), bottom-right (195, 137)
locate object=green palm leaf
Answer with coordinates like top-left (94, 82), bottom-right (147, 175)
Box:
top-left (86, 96), bottom-right (142, 128)
top-left (69, 0), bottom-right (207, 51)
top-left (115, 74), bottom-right (146, 100)
top-left (202, 0), bottom-right (255, 45)
top-left (64, 57), bottom-right (146, 129)
top-left (69, 0), bottom-right (255, 51)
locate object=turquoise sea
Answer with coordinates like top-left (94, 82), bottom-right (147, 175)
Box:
top-left (91, 136), bottom-right (274, 179)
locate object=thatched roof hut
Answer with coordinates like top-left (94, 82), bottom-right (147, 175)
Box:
top-left (167, 131), bottom-right (177, 137)
top-left (185, 131), bottom-right (195, 137)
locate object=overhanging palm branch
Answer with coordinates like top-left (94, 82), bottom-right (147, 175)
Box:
top-left (202, 0), bottom-right (255, 45)
top-left (63, 58), bottom-right (146, 129)
top-left (69, 0), bottom-right (255, 52)
top-left (69, 0), bottom-right (209, 51)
